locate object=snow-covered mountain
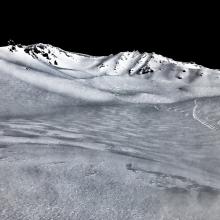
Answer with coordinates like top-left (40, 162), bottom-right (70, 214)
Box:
top-left (7, 43), bottom-right (204, 76)
top-left (1, 43), bottom-right (220, 115)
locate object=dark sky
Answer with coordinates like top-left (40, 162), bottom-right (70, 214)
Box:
top-left (1, 3), bottom-right (219, 69)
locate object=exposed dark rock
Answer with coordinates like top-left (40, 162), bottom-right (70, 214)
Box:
top-left (9, 45), bottom-right (17, 52)
top-left (24, 47), bottom-right (31, 54)
top-left (138, 66), bottom-right (154, 75)
top-left (42, 52), bottom-right (50, 60)
top-left (33, 47), bottom-right (40, 54)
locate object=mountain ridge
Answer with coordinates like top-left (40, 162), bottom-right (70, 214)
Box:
top-left (8, 43), bottom-right (206, 73)
top-left (0, 42), bottom-right (220, 108)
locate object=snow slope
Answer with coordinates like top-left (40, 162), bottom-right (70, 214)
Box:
top-left (1, 43), bottom-right (220, 110)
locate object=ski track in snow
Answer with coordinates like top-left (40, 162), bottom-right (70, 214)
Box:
top-left (192, 99), bottom-right (217, 130)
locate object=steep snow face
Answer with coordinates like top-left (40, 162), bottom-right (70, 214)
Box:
top-left (1, 43), bottom-right (220, 108)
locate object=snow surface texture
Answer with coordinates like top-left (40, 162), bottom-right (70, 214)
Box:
top-left (1, 43), bottom-right (220, 109)
top-left (2, 44), bottom-right (220, 219)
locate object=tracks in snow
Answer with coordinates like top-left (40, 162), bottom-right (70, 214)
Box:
top-left (192, 99), bottom-right (217, 130)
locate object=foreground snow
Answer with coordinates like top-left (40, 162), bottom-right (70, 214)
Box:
top-left (1, 102), bottom-right (220, 220)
